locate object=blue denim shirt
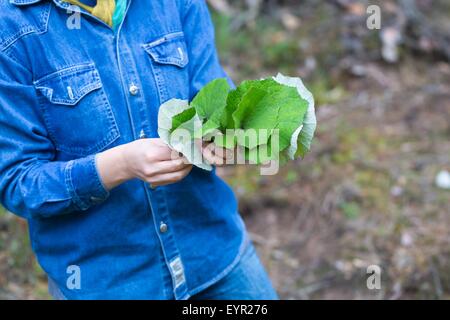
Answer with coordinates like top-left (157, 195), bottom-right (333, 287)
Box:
top-left (0, 0), bottom-right (247, 299)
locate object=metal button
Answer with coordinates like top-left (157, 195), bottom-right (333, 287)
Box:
top-left (139, 129), bottom-right (146, 139)
top-left (129, 84), bottom-right (139, 96)
top-left (159, 222), bottom-right (168, 233)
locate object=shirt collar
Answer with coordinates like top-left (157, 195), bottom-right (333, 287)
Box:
top-left (10, 0), bottom-right (43, 5)
top-left (10, 0), bottom-right (71, 10)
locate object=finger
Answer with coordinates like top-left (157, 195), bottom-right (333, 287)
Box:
top-left (168, 148), bottom-right (187, 162)
top-left (201, 142), bottom-right (217, 164)
top-left (149, 165), bottom-right (192, 187)
top-left (202, 142), bottom-right (235, 165)
top-left (146, 158), bottom-right (191, 176)
top-left (212, 145), bottom-right (225, 158)
top-left (152, 138), bottom-right (171, 147)
top-left (202, 149), bottom-right (225, 165)
top-left (202, 140), bottom-right (212, 149)
top-left (146, 144), bottom-right (184, 162)
top-left (204, 152), bottom-right (227, 166)
top-left (203, 140), bottom-right (233, 159)
top-left (146, 145), bottom-right (175, 161)
top-left (214, 146), bottom-right (234, 161)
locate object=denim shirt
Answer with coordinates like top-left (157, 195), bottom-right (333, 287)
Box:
top-left (0, 0), bottom-right (247, 299)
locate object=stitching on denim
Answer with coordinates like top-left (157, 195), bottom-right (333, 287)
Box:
top-left (10, 0), bottom-right (42, 4)
top-left (42, 82), bottom-right (102, 105)
top-left (34, 63), bottom-right (120, 156)
top-left (148, 59), bottom-right (167, 105)
top-left (64, 160), bottom-right (86, 211)
top-left (144, 37), bottom-right (189, 105)
top-left (143, 31), bottom-right (185, 48)
top-left (0, 2), bottom-right (51, 52)
top-left (33, 63), bottom-right (95, 85)
top-left (150, 56), bottom-right (189, 68)
top-left (142, 33), bottom-right (189, 69)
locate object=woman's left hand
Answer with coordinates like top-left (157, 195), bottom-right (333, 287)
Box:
top-left (200, 141), bottom-right (236, 167)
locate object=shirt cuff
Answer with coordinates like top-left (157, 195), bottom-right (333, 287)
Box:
top-left (65, 154), bottom-right (110, 211)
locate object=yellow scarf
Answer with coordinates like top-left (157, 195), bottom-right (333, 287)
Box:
top-left (64, 0), bottom-right (116, 27)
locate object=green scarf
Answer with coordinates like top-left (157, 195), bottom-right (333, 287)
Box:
top-left (112, 0), bottom-right (126, 29)
top-left (64, 0), bottom-right (126, 28)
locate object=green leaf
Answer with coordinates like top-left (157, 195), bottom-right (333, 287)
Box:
top-left (273, 73), bottom-right (316, 158)
top-left (191, 78), bottom-right (230, 120)
top-left (232, 86), bottom-right (268, 129)
top-left (221, 88), bottom-right (242, 129)
top-left (171, 107), bottom-right (196, 132)
top-left (273, 86), bottom-right (308, 151)
top-left (195, 118), bottom-right (221, 140)
top-left (158, 98), bottom-right (191, 139)
top-left (214, 132), bottom-right (236, 149)
top-left (221, 79), bottom-right (278, 129)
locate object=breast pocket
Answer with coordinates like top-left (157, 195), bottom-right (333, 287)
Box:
top-left (34, 63), bottom-right (120, 157)
top-left (142, 31), bottom-right (190, 104)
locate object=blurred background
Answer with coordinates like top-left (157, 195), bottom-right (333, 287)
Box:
top-left (1, 0), bottom-right (449, 299)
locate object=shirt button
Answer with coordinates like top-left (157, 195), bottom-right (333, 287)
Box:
top-left (139, 129), bottom-right (146, 139)
top-left (159, 222), bottom-right (168, 233)
top-left (129, 84), bottom-right (139, 96)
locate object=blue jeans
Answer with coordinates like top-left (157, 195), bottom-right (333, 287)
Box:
top-left (190, 242), bottom-right (279, 300)
top-left (49, 241), bottom-right (278, 300)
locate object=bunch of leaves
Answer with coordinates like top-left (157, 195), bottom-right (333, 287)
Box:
top-left (158, 73), bottom-right (316, 170)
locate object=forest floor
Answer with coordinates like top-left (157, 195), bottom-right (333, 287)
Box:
top-left (216, 0), bottom-right (450, 299)
top-left (0, 0), bottom-right (449, 299)
top-left (224, 57), bottom-right (450, 299)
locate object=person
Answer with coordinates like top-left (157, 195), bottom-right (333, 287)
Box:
top-left (0, 0), bottom-right (278, 300)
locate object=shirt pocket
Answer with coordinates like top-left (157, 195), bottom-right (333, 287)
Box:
top-left (142, 31), bottom-right (190, 104)
top-left (34, 62), bottom-right (120, 157)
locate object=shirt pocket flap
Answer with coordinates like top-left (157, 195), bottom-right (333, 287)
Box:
top-left (142, 32), bottom-right (189, 68)
top-left (34, 63), bottom-right (102, 106)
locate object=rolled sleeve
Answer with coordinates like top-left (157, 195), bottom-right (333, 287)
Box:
top-left (0, 52), bottom-right (109, 219)
top-left (65, 154), bottom-right (110, 211)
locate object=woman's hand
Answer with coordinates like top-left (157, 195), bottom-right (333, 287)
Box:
top-left (97, 138), bottom-right (192, 190)
top-left (200, 140), bottom-right (236, 167)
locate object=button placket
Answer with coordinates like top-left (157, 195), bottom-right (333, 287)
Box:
top-left (116, 29), bottom-right (187, 299)
top-left (151, 188), bottom-right (188, 299)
